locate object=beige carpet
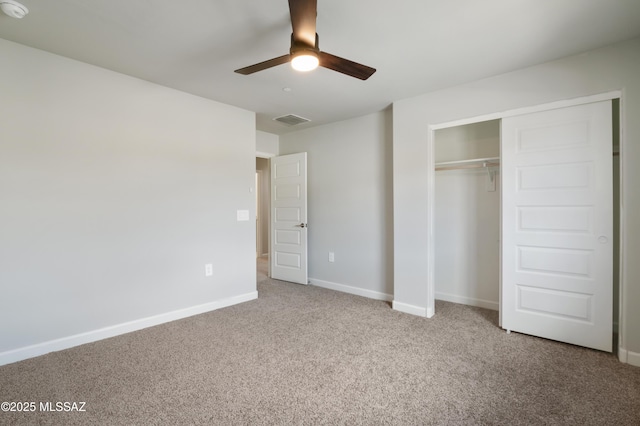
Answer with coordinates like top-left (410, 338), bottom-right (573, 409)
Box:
top-left (1, 263), bottom-right (639, 425)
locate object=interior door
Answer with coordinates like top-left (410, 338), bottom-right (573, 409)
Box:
top-left (270, 152), bottom-right (308, 284)
top-left (501, 101), bottom-right (613, 352)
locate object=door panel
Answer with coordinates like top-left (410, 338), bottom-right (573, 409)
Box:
top-left (270, 153), bottom-right (308, 284)
top-left (501, 101), bottom-right (613, 352)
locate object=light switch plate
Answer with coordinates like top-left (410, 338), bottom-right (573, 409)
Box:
top-left (236, 210), bottom-right (250, 221)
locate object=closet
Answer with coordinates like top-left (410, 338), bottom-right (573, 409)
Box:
top-left (431, 99), bottom-right (620, 352)
top-left (434, 120), bottom-right (501, 311)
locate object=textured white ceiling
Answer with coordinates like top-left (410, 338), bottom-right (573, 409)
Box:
top-left (1, 0), bottom-right (639, 134)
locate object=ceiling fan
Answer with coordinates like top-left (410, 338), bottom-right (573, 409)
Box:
top-left (234, 0), bottom-right (376, 80)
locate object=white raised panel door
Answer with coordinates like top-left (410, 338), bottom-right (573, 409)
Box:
top-left (501, 101), bottom-right (613, 352)
top-left (270, 152), bottom-right (308, 284)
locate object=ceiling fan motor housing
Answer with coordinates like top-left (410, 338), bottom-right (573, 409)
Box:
top-left (290, 33), bottom-right (320, 56)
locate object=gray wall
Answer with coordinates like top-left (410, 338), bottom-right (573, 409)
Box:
top-left (0, 39), bottom-right (257, 362)
top-left (393, 37), bottom-right (640, 363)
top-left (280, 111), bottom-right (393, 299)
top-left (256, 131), bottom-right (279, 156)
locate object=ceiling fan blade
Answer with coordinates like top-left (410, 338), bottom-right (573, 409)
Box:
top-left (288, 0), bottom-right (317, 46)
top-left (234, 54), bottom-right (291, 75)
top-left (318, 52), bottom-right (376, 80)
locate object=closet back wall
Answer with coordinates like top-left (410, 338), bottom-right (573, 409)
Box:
top-left (434, 121), bottom-right (500, 310)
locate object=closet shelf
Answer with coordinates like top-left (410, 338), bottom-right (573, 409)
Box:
top-left (435, 157), bottom-right (500, 171)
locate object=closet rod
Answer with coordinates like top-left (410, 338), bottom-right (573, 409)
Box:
top-left (435, 161), bottom-right (500, 172)
top-left (435, 156), bottom-right (499, 166)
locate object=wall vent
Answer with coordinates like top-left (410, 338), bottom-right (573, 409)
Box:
top-left (273, 114), bottom-right (311, 126)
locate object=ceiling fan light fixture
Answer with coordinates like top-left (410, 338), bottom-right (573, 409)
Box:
top-left (0, 0), bottom-right (28, 18)
top-left (291, 51), bottom-right (319, 72)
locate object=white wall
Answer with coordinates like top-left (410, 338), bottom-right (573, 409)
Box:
top-left (392, 37), bottom-right (640, 364)
top-left (280, 111), bottom-right (393, 300)
top-left (0, 39), bottom-right (257, 365)
top-left (434, 121), bottom-right (500, 162)
top-left (256, 131), bottom-right (279, 156)
top-left (434, 122), bottom-right (500, 310)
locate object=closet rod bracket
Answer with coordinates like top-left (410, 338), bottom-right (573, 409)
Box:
top-left (485, 162), bottom-right (497, 192)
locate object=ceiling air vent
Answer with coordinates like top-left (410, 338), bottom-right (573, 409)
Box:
top-left (273, 114), bottom-right (311, 126)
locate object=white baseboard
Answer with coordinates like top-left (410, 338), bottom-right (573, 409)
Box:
top-left (310, 279), bottom-right (437, 320)
top-left (618, 347), bottom-right (640, 367)
top-left (392, 300), bottom-right (434, 318)
top-left (435, 292), bottom-right (499, 311)
top-left (309, 278), bottom-right (393, 302)
top-left (0, 291), bottom-right (258, 367)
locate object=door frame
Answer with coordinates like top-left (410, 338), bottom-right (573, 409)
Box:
top-left (256, 151), bottom-right (276, 278)
top-left (425, 91), bottom-right (624, 351)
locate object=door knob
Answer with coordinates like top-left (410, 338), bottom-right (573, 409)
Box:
top-left (295, 223), bottom-right (307, 228)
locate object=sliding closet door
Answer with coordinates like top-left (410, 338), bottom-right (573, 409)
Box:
top-left (501, 101), bottom-right (613, 352)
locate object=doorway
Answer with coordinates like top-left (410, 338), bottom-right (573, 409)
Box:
top-left (256, 157), bottom-right (270, 280)
top-left (434, 120), bottom-right (501, 311)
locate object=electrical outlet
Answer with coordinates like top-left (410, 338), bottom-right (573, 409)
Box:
top-left (328, 252), bottom-right (335, 263)
top-left (205, 264), bottom-right (213, 277)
